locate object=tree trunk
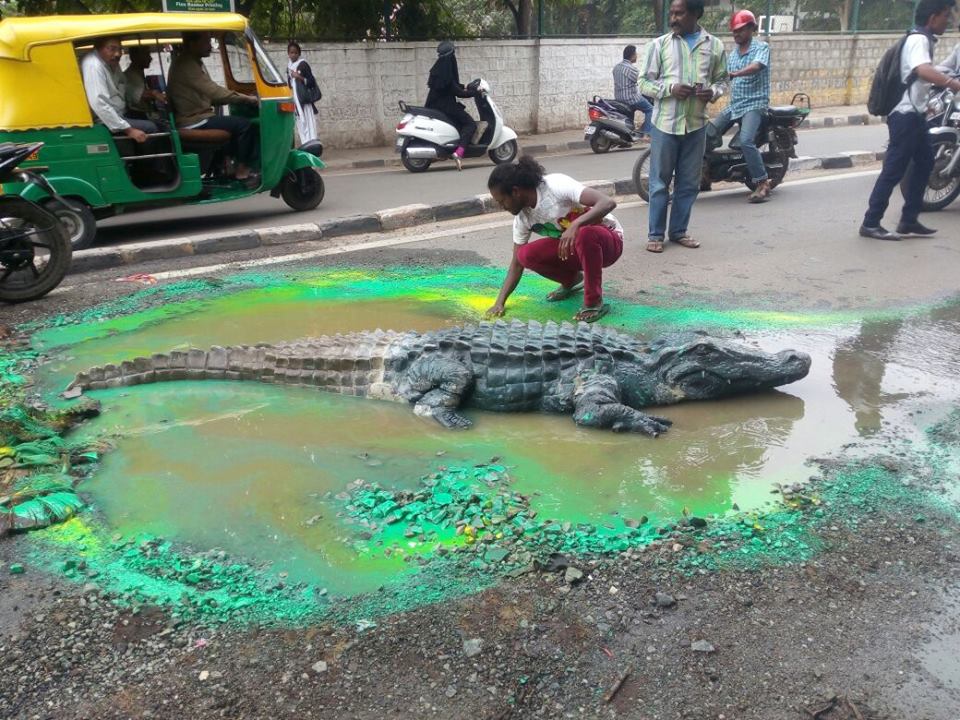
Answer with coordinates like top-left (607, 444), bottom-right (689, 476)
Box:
top-left (503, 0), bottom-right (535, 36)
top-left (839, 0), bottom-right (852, 32)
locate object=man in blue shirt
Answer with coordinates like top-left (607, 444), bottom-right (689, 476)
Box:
top-left (613, 44), bottom-right (654, 138)
top-left (706, 10), bottom-right (772, 202)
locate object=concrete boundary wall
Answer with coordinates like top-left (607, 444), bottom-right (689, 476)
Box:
top-left (250, 34), bottom-right (952, 149)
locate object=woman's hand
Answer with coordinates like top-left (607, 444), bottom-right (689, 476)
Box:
top-left (486, 302), bottom-right (506, 318)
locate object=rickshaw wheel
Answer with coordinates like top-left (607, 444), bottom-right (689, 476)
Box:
top-left (281, 168), bottom-right (325, 212)
top-left (43, 198), bottom-right (97, 251)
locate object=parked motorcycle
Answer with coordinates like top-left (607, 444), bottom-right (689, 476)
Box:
top-left (900, 83), bottom-right (960, 211)
top-left (633, 93), bottom-right (811, 201)
top-left (395, 78), bottom-right (519, 173)
top-left (0, 142), bottom-right (71, 303)
top-left (584, 96), bottom-right (651, 153)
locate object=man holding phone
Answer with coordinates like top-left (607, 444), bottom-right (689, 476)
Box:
top-left (639, 0), bottom-right (728, 253)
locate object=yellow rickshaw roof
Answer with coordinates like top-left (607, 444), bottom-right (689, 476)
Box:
top-left (0, 13), bottom-right (249, 60)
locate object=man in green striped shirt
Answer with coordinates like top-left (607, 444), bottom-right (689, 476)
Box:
top-left (639, 0), bottom-right (728, 253)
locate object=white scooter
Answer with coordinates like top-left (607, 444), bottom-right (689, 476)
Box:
top-left (395, 78), bottom-right (519, 173)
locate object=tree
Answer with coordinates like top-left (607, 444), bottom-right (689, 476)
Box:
top-left (500, 0), bottom-right (534, 36)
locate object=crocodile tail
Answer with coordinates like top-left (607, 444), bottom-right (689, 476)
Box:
top-left (66, 345), bottom-right (264, 392)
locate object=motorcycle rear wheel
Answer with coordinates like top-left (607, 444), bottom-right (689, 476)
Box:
top-left (590, 133), bottom-right (613, 154)
top-left (401, 141), bottom-right (433, 173)
top-left (0, 197), bottom-right (72, 303)
top-left (900, 138), bottom-right (960, 211)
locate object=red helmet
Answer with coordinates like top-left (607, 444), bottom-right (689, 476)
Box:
top-left (730, 9), bottom-right (758, 30)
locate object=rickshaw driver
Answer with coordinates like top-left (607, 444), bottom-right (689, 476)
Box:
top-left (80, 36), bottom-right (159, 143)
top-left (168, 31), bottom-right (260, 186)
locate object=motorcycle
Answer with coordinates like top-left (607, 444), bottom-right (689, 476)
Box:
top-left (900, 82), bottom-right (960, 211)
top-left (0, 142), bottom-right (72, 303)
top-left (395, 78), bottom-right (519, 173)
top-left (584, 95), bottom-right (651, 153)
top-left (632, 93), bottom-right (811, 201)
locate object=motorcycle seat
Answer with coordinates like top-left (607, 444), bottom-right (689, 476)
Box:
top-left (399, 103), bottom-right (454, 124)
top-left (767, 105), bottom-right (802, 117)
top-left (605, 99), bottom-right (635, 115)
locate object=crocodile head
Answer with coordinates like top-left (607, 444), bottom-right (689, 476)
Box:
top-left (639, 334), bottom-right (811, 404)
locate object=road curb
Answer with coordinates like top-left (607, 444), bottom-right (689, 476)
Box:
top-left (71, 150), bottom-right (884, 277)
top-left (323, 112), bottom-right (879, 171)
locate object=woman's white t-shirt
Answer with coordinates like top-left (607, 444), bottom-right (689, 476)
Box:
top-left (512, 173), bottom-right (624, 245)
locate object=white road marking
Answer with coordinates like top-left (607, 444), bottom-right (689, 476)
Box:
top-left (63, 168), bottom-right (881, 287)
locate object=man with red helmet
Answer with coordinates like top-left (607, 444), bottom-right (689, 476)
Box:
top-left (705, 9), bottom-right (772, 203)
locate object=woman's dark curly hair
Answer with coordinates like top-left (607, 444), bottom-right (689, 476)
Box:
top-left (487, 155), bottom-right (545, 194)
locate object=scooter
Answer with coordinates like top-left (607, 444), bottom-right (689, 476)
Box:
top-left (585, 96), bottom-right (651, 153)
top-left (900, 79), bottom-right (960, 211)
top-left (0, 141), bottom-right (72, 303)
top-left (633, 94), bottom-right (811, 200)
top-left (395, 78), bottom-right (519, 173)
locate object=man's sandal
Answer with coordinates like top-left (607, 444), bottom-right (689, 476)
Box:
top-left (670, 235), bottom-right (700, 249)
top-left (546, 278), bottom-right (584, 302)
top-left (646, 240), bottom-right (665, 253)
top-left (574, 303), bottom-right (610, 323)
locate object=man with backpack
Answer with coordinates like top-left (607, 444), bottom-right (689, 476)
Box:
top-left (860, 0), bottom-right (960, 241)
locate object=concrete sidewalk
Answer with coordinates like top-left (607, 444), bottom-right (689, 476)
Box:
top-left (320, 103), bottom-right (875, 171)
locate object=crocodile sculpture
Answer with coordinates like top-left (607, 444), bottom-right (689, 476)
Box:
top-left (66, 320), bottom-right (811, 437)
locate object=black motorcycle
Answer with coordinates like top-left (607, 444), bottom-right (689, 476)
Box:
top-left (585, 96), bottom-right (652, 153)
top-left (0, 142), bottom-right (72, 303)
top-left (900, 83), bottom-right (960, 211)
top-left (633, 93), bottom-right (810, 201)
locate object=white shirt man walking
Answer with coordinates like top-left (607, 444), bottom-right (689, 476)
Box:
top-left (860, 0), bottom-right (960, 240)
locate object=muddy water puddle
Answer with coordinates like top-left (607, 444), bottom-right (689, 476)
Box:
top-left (28, 272), bottom-right (960, 594)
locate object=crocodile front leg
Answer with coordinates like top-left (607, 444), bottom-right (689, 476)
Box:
top-left (572, 374), bottom-right (673, 437)
top-left (396, 356), bottom-right (474, 429)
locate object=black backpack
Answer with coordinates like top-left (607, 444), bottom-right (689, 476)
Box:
top-left (867, 31), bottom-right (927, 116)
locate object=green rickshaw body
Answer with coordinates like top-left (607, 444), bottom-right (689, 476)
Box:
top-left (0, 13), bottom-right (324, 245)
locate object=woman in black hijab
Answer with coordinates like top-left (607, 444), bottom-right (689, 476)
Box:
top-left (425, 41), bottom-right (478, 169)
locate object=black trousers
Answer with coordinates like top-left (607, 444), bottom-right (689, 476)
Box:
top-left (198, 115), bottom-right (259, 166)
top-left (863, 111), bottom-right (935, 227)
top-left (445, 106), bottom-right (478, 148)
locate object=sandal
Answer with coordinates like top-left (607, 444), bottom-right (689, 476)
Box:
top-left (670, 235), bottom-right (700, 249)
top-left (748, 179), bottom-right (772, 204)
top-left (646, 240), bottom-right (664, 253)
top-left (546, 277), bottom-right (584, 302)
top-left (574, 303), bottom-right (610, 323)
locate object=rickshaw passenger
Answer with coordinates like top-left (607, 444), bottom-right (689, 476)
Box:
top-left (167, 31), bottom-right (260, 184)
top-left (124, 46), bottom-right (167, 120)
top-left (80, 36), bottom-right (157, 143)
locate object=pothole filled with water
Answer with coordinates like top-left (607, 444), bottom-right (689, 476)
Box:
top-left (20, 267), bottom-right (960, 606)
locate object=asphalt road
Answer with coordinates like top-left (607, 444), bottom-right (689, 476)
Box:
top-left (21, 167), bottom-right (954, 329)
top-left (95, 124), bottom-right (890, 247)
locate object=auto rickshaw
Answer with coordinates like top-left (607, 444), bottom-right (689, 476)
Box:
top-left (0, 13), bottom-right (325, 249)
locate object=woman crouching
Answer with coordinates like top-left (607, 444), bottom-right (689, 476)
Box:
top-left (486, 156), bottom-right (623, 323)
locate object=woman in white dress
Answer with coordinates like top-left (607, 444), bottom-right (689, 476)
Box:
top-left (287, 41), bottom-right (319, 144)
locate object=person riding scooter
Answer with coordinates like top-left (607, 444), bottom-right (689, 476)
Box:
top-left (705, 9), bottom-right (772, 203)
top-left (425, 41), bottom-right (478, 170)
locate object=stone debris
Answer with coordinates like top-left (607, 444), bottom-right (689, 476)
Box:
top-left (654, 592), bottom-right (676, 608)
top-left (463, 638), bottom-right (483, 658)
